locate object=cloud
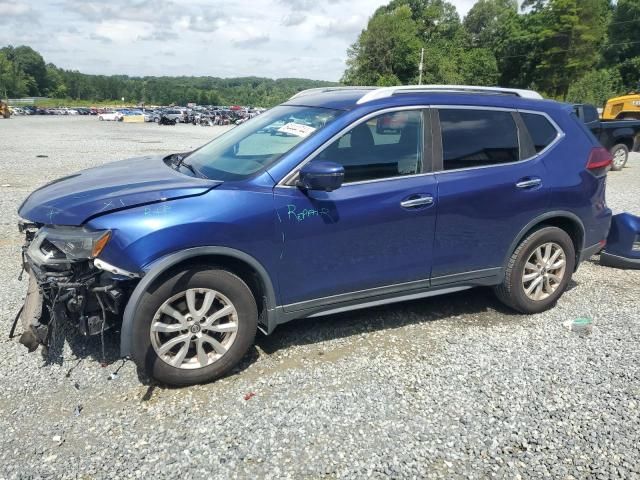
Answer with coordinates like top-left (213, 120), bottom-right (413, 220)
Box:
top-left (232, 33), bottom-right (270, 49)
top-left (137, 29), bottom-right (179, 41)
top-left (64, 0), bottom-right (181, 23)
top-left (278, 0), bottom-right (344, 11)
top-left (89, 33), bottom-right (113, 44)
top-left (0, 1), bottom-right (40, 23)
top-left (316, 15), bottom-right (366, 40)
top-left (188, 10), bottom-right (227, 32)
top-left (282, 12), bottom-right (306, 27)
top-left (4, 0), bottom-right (471, 81)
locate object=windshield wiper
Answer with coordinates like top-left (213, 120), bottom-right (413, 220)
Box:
top-left (173, 154), bottom-right (202, 177)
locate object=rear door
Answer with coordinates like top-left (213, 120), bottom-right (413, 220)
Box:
top-left (431, 107), bottom-right (554, 284)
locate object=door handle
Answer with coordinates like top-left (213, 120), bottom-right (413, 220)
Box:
top-left (516, 178), bottom-right (542, 189)
top-left (400, 195), bottom-right (434, 208)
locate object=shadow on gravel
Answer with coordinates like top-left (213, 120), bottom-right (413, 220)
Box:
top-left (43, 322), bottom-right (121, 367)
top-left (23, 282), bottom-right (579, 390)
top-left (38, 321), bottom-right (259, 390)
top-left (256, 286), bottom-right (526, 356)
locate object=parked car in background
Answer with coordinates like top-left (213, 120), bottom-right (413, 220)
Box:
top-left (574, 103), bottom-right (640, 170)
top-left (152, 109), bottom-right (184, 123)
top-left (98, 110), bottom-right (123, 121)
top-left (143, 110), bottom-right (156, 122)
top-left (17, 85), bottom-right (612, 386)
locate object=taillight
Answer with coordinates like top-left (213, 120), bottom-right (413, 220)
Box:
top-left (586, 147), bottom-right (612, 176)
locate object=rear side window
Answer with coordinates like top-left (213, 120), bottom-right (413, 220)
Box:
top-left (439, 109), bottom-right (520, 170)
top-left (521, 113), bottom-right (559, 153)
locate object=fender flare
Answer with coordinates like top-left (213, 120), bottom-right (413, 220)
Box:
top-left (119, 247), bottom-right (278, 357)
top-left (610, 128), bottom-right (635, 146)
top-left (503, 211), bottom-right (586, 268)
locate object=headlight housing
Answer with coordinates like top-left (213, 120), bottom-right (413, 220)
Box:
top-left (27, 226), bottom-right (111, 264)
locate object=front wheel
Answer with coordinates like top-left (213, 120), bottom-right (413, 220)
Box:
top-left (131, 267), bottom-right (258, 386)
top-left (494, 226), bottom-right (575, 314)
top-left (610, 144), bottom-right (629, 171)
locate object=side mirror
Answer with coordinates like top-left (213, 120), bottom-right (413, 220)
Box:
top-left (297, 161), bottom-right (344, 192)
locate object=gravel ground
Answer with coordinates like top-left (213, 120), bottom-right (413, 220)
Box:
top-left (0, 116), bottom-right (639, 479)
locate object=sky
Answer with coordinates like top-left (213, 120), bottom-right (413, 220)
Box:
top-left (1, 0), bottom-right (481, 81)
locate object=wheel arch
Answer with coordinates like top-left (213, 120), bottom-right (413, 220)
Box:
top-left (611, 136), bottom-right (633, 151)
top-left (505, 212), bottom-right (585, 272)
top-left (120, 247), bottom-right (278, 358)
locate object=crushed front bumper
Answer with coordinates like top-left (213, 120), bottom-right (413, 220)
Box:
top-left (17, 222), bottom-right (137, 352)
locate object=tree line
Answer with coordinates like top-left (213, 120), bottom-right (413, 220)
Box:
top-left (0, 45), bottom-right (334, 107)
top-left (342, 0), bottom-right (640, 106)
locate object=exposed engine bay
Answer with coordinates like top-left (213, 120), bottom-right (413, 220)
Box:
top-left (17, 221), bottom-right (138, 354)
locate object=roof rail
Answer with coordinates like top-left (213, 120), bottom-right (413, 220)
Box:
top-left (356, 85), bottom-right (543, 104)
top-left (289, 86), bottom-right (376, 101)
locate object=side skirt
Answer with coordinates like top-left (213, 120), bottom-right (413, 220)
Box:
top-left (273, 267), bottom-right (502, 325)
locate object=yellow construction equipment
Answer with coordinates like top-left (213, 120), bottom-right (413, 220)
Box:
top-left (602, 89), bottom-right (640, 120)
top-left (0, 100), bottom-right (10, 119)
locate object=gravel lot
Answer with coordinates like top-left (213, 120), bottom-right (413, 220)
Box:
top-left (1, 116), bottom-right (639, 479)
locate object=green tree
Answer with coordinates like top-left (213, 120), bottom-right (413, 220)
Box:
top-left (566, 68), bottom-right (623, 106)
top-left (604, 0), bottom-right (640, 64)
top-left (342, 5), bottom-right (422, 85)
top-left (1, 45), bottom-right (48, 96)
top-left (0, 48), bottom-right (30, 97)
top-left (0, 51), bottom-right (12, 98)
top-left (463, 0), bottom-right (518, 48)
top-left (343, 0), bottom-right (499, 86)
top-left (383, 0), bottom-right (463, 42)
top-left (604, 0), bottom-right (640, 89)
top-left (45, 64), bottom-right (67, 98)
top-left (507, 0), bottom-right (609, 98)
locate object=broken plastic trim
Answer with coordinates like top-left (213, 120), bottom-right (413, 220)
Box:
top-left (93, 258), bottom-right (140, 279)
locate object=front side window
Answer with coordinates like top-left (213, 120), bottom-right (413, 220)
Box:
top-left (315, 110), bottom-right (424, 183)
top-left (186, 106), bottom-right (343, 180)
top-left (439, 109), bottom-right (520, 170)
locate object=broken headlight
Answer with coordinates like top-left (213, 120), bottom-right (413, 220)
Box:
top-left (27, 226), bottom-right (111, 264)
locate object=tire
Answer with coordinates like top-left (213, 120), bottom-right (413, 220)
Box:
top-left (98, 116), bottom-right (103, 121)
top-left (494, 226), bottom-right (575, 314)
top-left (131, 267), bottom-right (258, 386)
top-left (610, 144), bottom-right (629, 171)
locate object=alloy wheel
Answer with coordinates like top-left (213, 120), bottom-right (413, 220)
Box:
top-left (613, 148), bottom-right (627, 169)
top-left (150, 288), bottom-right (239, 369)
top-left (522, 242), bottom-right (567, 301)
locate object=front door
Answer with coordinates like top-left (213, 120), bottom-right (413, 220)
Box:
top-left (274, 109), bottom-right (438, 309)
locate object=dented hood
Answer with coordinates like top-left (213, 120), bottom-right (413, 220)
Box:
top-left (19, 155), bottom-right (221, 225)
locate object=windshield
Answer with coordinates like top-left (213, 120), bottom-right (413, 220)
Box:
top-left (185, 105), bottom-right (343, 180)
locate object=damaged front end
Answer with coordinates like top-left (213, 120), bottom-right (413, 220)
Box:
top-left (17, 221), bottom-right (138, 353)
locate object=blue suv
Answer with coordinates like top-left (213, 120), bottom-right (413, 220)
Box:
top-left (17, 86), bottom-right (613, 385)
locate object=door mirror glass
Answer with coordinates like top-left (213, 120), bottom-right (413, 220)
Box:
top-left (298, 161), bottom-right (344, 192)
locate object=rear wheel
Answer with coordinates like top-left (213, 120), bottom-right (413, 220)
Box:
top-left (131, 267), bottom-right (258, 386)
top-left (610, 144), bottom-right (629, 171)
top-left (494, 227), bottom-right (575, 313)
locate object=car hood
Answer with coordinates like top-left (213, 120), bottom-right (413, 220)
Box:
top-left (19, 155), bottom-right (221, 225)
